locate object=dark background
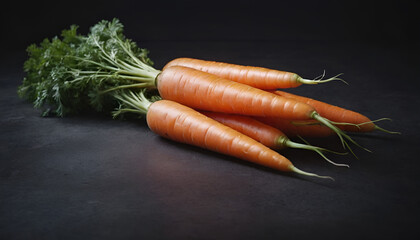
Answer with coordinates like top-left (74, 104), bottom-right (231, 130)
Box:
top-left (2, 0), bottom-right (419, 52)
top-left (1, 0), bottom-right (419, 239)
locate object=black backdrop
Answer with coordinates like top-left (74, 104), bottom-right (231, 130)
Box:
top-left (1, 1), bottom-right (420, 239)
top-left (2, 0), bottom-right (418, 49)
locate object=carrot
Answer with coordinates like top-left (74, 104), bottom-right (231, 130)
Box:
top-left (257, 118), bottom-right (335, 138)
top-left (271, 90), bottom-right (398, 134)
top-left (157, 66), bottom-right (312, 119)
top-left (25, 20), bottom-right (360, 153)
top-left (163, 57), bottom-right (345, 89)
top-left (113, 90), bottom-right (333, 180)
top-left (202, 111), bottom-right (348, 167)
top-left (156, 66), bottom-right (363, 153)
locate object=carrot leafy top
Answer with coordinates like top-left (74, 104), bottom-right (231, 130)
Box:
top-left (18, 18), bottom-right (160, 117)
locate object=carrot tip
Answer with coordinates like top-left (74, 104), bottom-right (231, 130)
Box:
top-left (299, 72), bottom-right (348, 85)
top-left (290, 166), bottom-right (335, 181)
top-left (354, 117), bottom-right (392, 127)
top-left (357, 118), bottom-right (400, 134)
top-left (311, 112), bottom-right (371, 157)
top-left (286, 137), bottom-right (349, 168)
top-left (374, 125), bottom-right (401, 135)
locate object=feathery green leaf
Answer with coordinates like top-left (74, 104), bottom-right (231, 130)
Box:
top-left (18, 18), bottom-right (160, 117)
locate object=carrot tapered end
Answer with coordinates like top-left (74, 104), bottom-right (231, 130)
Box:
top-left (289, 165), bottom-right (335, 181)
top-left (298, 72), bottom-right (348, 85)
top-left (374, 125), bottom-right (401, 135)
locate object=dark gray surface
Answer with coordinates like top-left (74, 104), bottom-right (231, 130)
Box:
top-left (1, 40), bottom-right (419, 240)
top-left (1, 0), bottom-right (419, 239)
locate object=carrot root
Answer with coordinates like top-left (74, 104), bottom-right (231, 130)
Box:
top-left (295, 136), bottom-right (347, 155)
top-left (280, 137), bottom-right (349, 167)
top-left (294, 136), bottom-right (350, 168)
top-left (329, 117), bottom-right (400, 135)
top-left (294, 117), bottom-right (400, 135)
top-left (354, 118), bottom-right (401, 134)
top-left (298, 71), bottom-right (348, 85)
top-left (311, 112), bottom-right (372, 157)
top-left (289, 165), bottom-right (335, 181)
top-left (329, 117), bottom-right (391, 128)
top-left (374, 125), bottom-right (401, 135)
top-left (355, 117), bottom-right (392, 126)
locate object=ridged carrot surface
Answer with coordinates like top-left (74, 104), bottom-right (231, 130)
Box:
top-left (163, 57), bottom-right (301, 89)
top-left (146, 100), bottom-right (294, 172)
top-left (203, 111), bottom-right (348, 167)
top-left (201, 111), bottom-right (286, 149)
top-left (113, 92), bottom-right (332, 179)
top-left (157, 66), bottom-right (314, 120)
top-left (257, 118), bottom-right (334, 138)
top-left (271, 90), bottom-right (374, 132)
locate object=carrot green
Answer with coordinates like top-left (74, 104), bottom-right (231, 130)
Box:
top-left (18, 18), bottom-right (160, 117)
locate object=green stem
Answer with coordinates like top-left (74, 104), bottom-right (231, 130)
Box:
top-left (73, 37), bottom-right (161, 82)
top-left (70, 72), bottom-right (155, 83)
top-left (115, 59), bottom-right (160, 77)
top-left (114, 36), bottom-right (157, 74)
top-left (101, 83), bottom-right (155, 94)
top-left (70, 57), bottom-right (121, 72)
top-left (112, 90), bottom-right (151, 115)
top-left (116, 75), bottom-right (157, 82)
top-left (112, 108), bottom-right (146, 118)
top-left (92, 36), bottom-right (121, 68)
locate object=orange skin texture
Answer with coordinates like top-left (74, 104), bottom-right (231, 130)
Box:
top-left (157, 66), bottom-right (315, 120)
top-left (272, 91), bottom-right (375, 132)
top-left (201, 111), bottom-right (287, 150)
top-left (146, 100), bottom-right (293, 172)
top-left (257, 118), bottom-right (335, 138)
top-left (163, 58), bottom-right (301, 89)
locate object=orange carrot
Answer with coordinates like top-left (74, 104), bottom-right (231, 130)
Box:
top-left (113, 91), bottom-right (333, 180)
top-left (163, 57), bottom-right (344, 89)
top-left (271, 90), bottom-right (397, 133)
top-left (105, 65), bottom-right (362, 152)
top-left (202, 111), bottom-right (348, 167)
top-left (157, 66), bottom-right (362, 152)
top-left (157, 66), bottom-right (313, 119)
top-left (257, 118), bottom-right (335, 138)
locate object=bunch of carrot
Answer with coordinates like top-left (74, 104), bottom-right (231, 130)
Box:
top-left (20, 19), bottom-right (398, 181)
top-left (115, 57), bottom-right (398, 181)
